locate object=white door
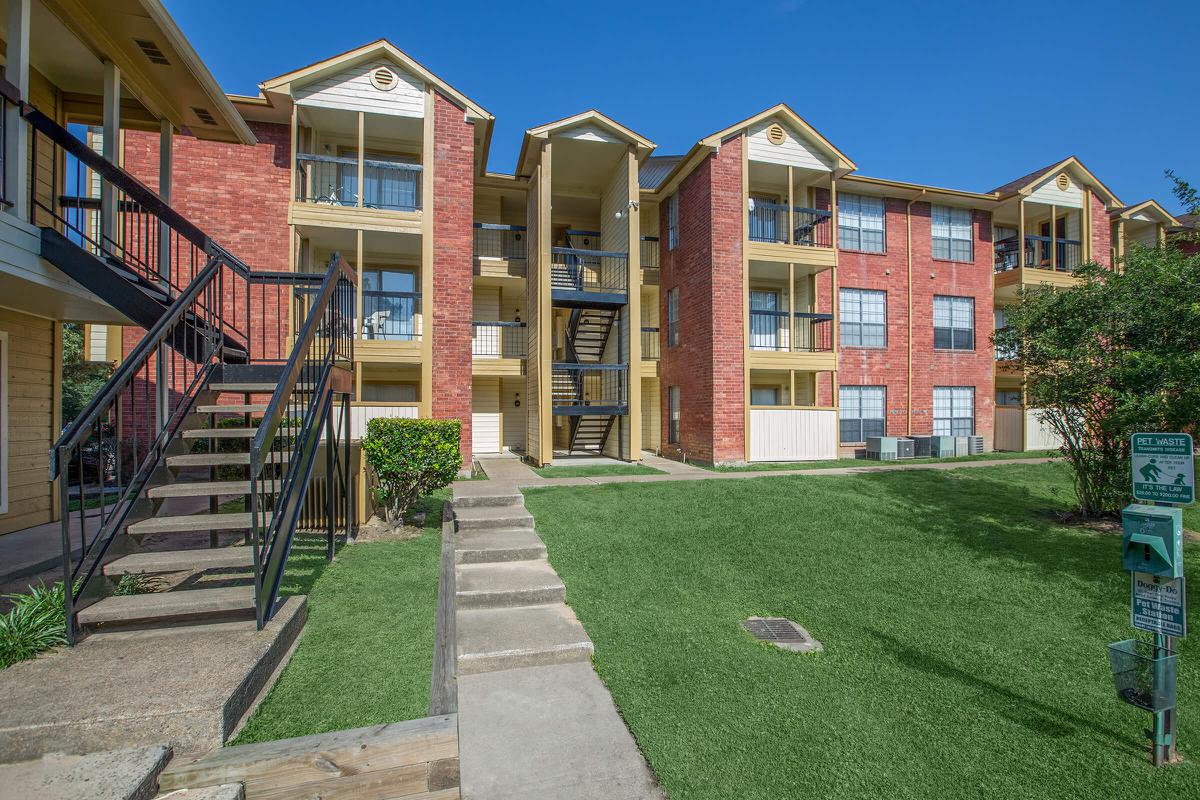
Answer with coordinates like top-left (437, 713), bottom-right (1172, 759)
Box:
top-left (473, 414), bottom-right (501, 453)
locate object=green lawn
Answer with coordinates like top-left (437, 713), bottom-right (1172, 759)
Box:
top-left (232, 490), bottom-right (447, 744)
top-left (525, 464), bottom-right (1199, 800)
top-left (703, 449), bottom-right (1059, 472)
top-left (532, 463), bottom-right (667, 479)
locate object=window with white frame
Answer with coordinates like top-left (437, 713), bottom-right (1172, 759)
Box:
top-left (839, 385), bottom-right (885, 444)
top-left (932, 205), bottom-right (974, 261)
top-left (667, 288), bottom-right (680, 347)
top-left (934, 386), bottom-right (975, 436)
top-left (933, 295), bottom-right (974, 350)
top-left (838, 193), bottom-right (885, 253)
top-left (839, 288), bottom-right (887, 348)
top-left (668, 386), bottom-right (680, 443)
top-left (667, 193), bottom-right (679, 250)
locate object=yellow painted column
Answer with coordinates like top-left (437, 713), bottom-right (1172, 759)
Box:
top-left (420, 89), bottom-right (434, 418)
top-left (625, 147), bottom-right (642, 462)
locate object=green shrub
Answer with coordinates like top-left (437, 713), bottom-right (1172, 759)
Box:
top-left (362, 418), bottom-right (461, 528)
top-left (113, 573), bottom-right (166, 596)
top-left (0, 582), bottom-right (67, 669)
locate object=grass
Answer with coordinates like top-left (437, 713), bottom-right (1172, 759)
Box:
top-left (525, 463), bottom-right (1200, 800)
top-left (232, 489), bottom-right (448, 743)
top-left (532, 463), bottom-right (667, 479)
top-left (702, 449), bottom-right (1059, 472)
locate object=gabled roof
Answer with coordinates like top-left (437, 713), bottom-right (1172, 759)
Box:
top-left (1110, 199), bottom-right (1180, 226)
top-left (515, 109), bottom-right (656, 176)
top-left (259, 39), bottom-right (491, 122)
top-left (700, 104), bottom-right (856, 172)
top-left (992, 156), bottom-right (1121, 207)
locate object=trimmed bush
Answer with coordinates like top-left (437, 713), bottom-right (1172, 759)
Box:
top-left (362, 418), bottom-right (462, 529)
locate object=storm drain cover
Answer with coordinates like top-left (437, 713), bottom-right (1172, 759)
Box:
top-left (742, 617), bottom-right (823, 653)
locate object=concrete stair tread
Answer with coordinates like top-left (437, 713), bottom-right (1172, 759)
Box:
top-left (128, 512), bottom-right (267, 535)
top-left (449, 492), bottom-right (524, 509)
top-left (455, 559), bottom-right (564, 609)
top-left (195, 404), bottom-right (269, 414)
top-left (453, 504), bottom-right (534, 531)
top-left (148, 480), bottom-right (252, 499)
top-left (207, 382), bottom-right (277, 393)
top-left (106, 547), bottom-right (254, 575)
top-left (456, 603), bottom-right (592, 675)
top-left (77, 586), bottom-right (254, 629)
top-left (455, 529), bottom-right (546, 564)
top-left (182, 427), bottom-right (259, 439)
top-left (167, 452), bottom-right (289, 468)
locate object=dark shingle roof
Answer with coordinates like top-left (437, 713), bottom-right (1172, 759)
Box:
top-left (991, 158), bottom-right (1071, 195)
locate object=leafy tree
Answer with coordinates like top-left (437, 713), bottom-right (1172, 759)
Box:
top-left (993, 244), bottom-right (1200, 517)
top-left (362, 418), bottom-right (462, 529)
top-left (61, 323), bottom-right (113, 427)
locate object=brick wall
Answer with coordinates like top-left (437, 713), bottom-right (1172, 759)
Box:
top-left (818, 194), bottom-right (995, 453)
top-left (1090, 193), bottom-right (1113, 268)
top-left (430, 92), bottom-right (476, 463)
top-left (658, 135), bottom-right (745, 464)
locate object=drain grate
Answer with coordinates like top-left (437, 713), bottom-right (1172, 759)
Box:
top-left (743, 617), bottom-right (823, 653)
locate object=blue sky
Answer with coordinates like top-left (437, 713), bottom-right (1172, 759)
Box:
top-left (166, 0), bottom-right (1198, 213)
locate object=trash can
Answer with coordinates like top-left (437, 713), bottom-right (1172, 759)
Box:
top-left (1107, 639), bottom-right (1178, 712)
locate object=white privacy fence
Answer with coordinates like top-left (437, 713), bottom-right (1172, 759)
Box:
top-left (748, 408), bottom-right (838, 462)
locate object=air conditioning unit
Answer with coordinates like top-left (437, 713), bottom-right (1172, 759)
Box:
top-left (896, 438), bottom-right (916, 459)
top-left (967, 435), bottom-right (986, 455)
top-left (910, 435), bottom-right (934, 458)
top-left (929, 436), bottom-right (957, 458)
top-left (954, 437), bottom-right (970, 457)
top-left (866, 436), bottom-right (898, 461)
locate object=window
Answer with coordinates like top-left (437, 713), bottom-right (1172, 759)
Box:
top-left (932, 205), bottom-right (974, 261)
top-left (362, 269), bottom-right (419, 341)
top-left (996, 390), bottom-right (1022, 407)
top-left (667, 287), bottom-right (679, 347)
top-left (838, 193), bottom-right (885, 253)
top-left (751, 387), bottom-right (781, 406)
top-left (667, 193), bottom-right (679, 250)
top-left (934, 387), bottom-right (975, 436)
top-left (749, 290), bottom-right (782, 350)
top-left (839, 386), bottom-right (885, 444)
top-left (668, 386), bottom-right (680, 443)
top-left (933, 295), bottom-right (974, 350)
top-left (362, 382), bottom-right (418, 402)
top-left (839, 288), bottom-right (887, 348)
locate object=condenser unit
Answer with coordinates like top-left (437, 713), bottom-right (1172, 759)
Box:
top-left (866, 436), bottom-right (898, 461)
top-left (954, 437), bottom-right (970, 457)
top-left (929, 436), bottom-right (957, 458)
top-left (910, 435), bottom-right (934, 458)
top-left (896, 438), bottom-right (916, 459)
top-left (967, 435), bottom-right (986, 455)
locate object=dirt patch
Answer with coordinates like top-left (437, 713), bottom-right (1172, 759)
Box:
top-left (1037, 508), bottom-right (1200, 541)
top-left (352, 513), bottom-right (427, 543)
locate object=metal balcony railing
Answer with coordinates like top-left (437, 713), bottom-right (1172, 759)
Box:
top-left (994, 235), bottom-right (1082, 273)
top-left (641, 236), bottom-right (659, 270)
top-left (550, 247), bottom-right (628, 295)
top-left (361, 290), bottom-right (420, 340)
top-left (748, 310), bottom-right (834, 352)
top-left (472, 320), bottom-right (526, 358)
top-left (551, 363), bottom-right (628, 411)
top-left (748, 200), bottom-right (833, 247)
top-left (294, 153), bottom-right (422, 211)
top-left (473, 223), bottom-right (527, 260)
top-left (641, 327), bottom-right (660, 360)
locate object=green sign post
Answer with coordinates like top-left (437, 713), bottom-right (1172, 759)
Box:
top-left (1112, 433), bottom-right (1194, 766)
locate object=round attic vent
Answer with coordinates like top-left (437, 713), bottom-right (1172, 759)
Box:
top-left (1056, 172), bottom-right (1070, 191)
top-left (370, 67), bottom-right (397, 92)
top-left (766, 123), bottom-right (787, 145)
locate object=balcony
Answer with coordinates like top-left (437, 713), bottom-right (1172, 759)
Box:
top-left (748, 201), bottom-right (833, 248)
top-left (640, 236), bottom-right (659, 269)
top-left (641, 327), bottom-right (660, 360)
top-left (550, 247), bottom-right (628, 306)
top-left (472, 320), bottom-right (526, 358)
top-left (749, 310), bottom-right (833, 352)
top-left (361, 290), bottom-right (421, 341)
top-left (294, 153), bottom-right (422, 211)
top-left (473, 223), bottom-right (527, 260)
top-left (994, 235), bottom-right (1082, 274)
top-left (551, 363), bottom-right (628, 415)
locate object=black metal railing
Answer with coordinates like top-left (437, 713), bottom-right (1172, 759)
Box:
top-left (551, 247), bottom-right (628, 295)
top-left (472, 320), bottom-right (526, 358)
top-left (641, 236), bottom-right (659, 270)
top-left (473, 223), bottom-right (527, 260)
top-left (249, 253), bottom-right (356, 628)
top-left (361, 290), bottom-right (420, 340)
top-left (748, 310), bottom-right (834, 352)
top-left (294, 153), bottom-right (421, 211)
top-left (748, 201), bottom-right (833, 247)
top-left (641, 327), bottom-right (660, 359)
top-left (0, 77), bottom-right (14, 210)
top-left (994, 235), bottom-right (1083, 273)
top-left (551, 363), bottom-right (628, 410)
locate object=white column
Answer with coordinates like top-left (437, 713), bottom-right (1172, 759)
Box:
top-left (4, 0), bottom-right (31, 221)
top-left (101, 61), bottom-right (121, 247)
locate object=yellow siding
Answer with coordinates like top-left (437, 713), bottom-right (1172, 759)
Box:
top-left (641, 377), bottom-right (660, 451)
top-left (1, 309), bottom-right (57, 535)
top-left (501, 376), bottom-right (526, 452)
top-left (525, 165), bottom-right (542, 462)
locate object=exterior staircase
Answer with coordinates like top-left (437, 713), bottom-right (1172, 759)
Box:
top-left (565, 307), bottom-right (617, 362)
top-left (568, 415), bottom-right (614, 454)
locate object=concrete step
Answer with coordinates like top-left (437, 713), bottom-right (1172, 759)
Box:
top-left (450, 492), bottom-right (524, 510)
top-left (148, 480), bottom-right (252, 499)
top-left (455, 560), bottom-right (564, 609)
top-left (155, 784), bottom-right (244, 800)
top-left (166, 452), bottom-right (290, 469)
top-left (455, 529), bottom-right (546, 564)
top-left (456, 604), bottom-right (593, 675)
top-left (453, 505), bottom-right (534, 532)
top-left (181, 428), bottom-right (258, 440)
top-left (195, 404), bottom-right (268, 414)
top-left (105, 547), bottom-right (254, 576)
top-left (207, 382), bottom-right (277, 393)
top-left (0, 746), bottom-right (171, 800)
top-left (77, 586), bottom-right (254, 632)
top-left (128, 512), bottom-right (267, 536)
